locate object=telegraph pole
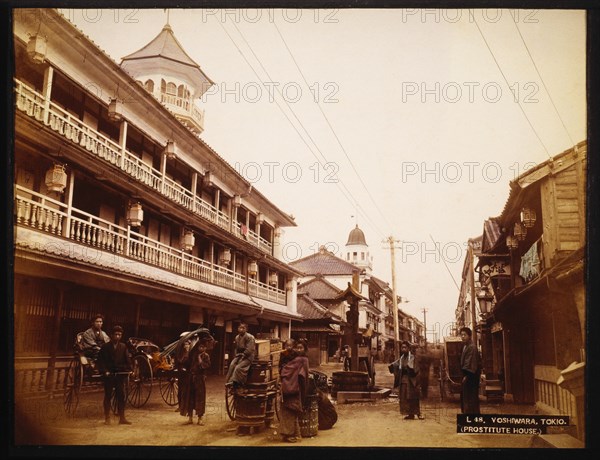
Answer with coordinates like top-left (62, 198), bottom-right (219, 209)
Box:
top-left (467, 239), bottom-right (479, 349)
top-left (384, 236), bottom-right (401, 360)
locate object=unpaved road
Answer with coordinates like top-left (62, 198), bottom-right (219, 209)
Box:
top-left (13, 363), bottom-right (537, 449)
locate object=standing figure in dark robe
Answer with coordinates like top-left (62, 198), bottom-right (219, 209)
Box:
top-left (279, 341), bottom-right (309, 443)
top-left (279, 338), bottom-right (297, 372)
top-left (179, 341), bottom-right (211, 425)
top-left (226, 323), bottom-right (255, 388)
top-left (459, 327), bottom-right (481, 414)
top-left (389, 341), bottom-right (423, 420)
top-left (97, 325), bottom-right (132, 425)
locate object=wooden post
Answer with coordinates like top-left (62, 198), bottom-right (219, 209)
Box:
top-left (42, 66), bottom-right (54, 125)
top-left (46, 285), bottom-right (64, 391)
top-left (118, 120), bottom-right (128, 167)
top-left (63, 169), bottom-right (75, 239)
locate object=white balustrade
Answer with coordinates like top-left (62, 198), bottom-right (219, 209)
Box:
top-left (14, 79), bottom-right (274, 255)
top-left (13, 186), bottom-right (289, 302)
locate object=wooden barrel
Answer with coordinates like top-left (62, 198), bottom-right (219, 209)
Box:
top-left (247, 360), bottom-right (271, 384)
top-left (264, 390), bottom-right (277, 427)
top-left (299, 395), bottom-right (318, 438)
top-left (236, 393), bottom-right (267, 428)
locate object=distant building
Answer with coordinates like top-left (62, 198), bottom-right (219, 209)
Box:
top-left (290, 225), bottom-right (425, 363)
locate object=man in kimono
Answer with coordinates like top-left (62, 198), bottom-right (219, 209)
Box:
top-left (459, 327), bottom-right (481, 414)
top-left (226, 323), bottom-right (255, 388)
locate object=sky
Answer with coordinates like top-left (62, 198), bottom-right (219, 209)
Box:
top-left (59, 8), bottom-right (586, 340)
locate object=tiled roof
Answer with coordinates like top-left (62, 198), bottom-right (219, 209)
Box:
top-left (482, 218), bottom-right (503, 253)
top-left (296, 294), bottom-right (341, 321)
top-left (290, 249), bottom-right (359, 275)
top-left (123, 25), bottom-right (200, 69)
top-left (297, 276), bottom-right (342, 300)
top-left (292, 324), bottom-right (341, 333)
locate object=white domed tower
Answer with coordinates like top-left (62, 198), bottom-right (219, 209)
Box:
top-left (345, 224), bottom-right (373, 274)
top-left (120, 23), bottom-right (214, 135)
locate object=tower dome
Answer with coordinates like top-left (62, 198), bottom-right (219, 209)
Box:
top-left (344, 225), bottom-right (372, 273)
top-left (346, 224), bottom-right (367, 246)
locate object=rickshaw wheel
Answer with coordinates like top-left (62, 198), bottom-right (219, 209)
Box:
top-left (63, 358), bottom-right (83, 416)
top-left (225, 385), bottom-right (237, 421)
top-left (128, 355), bottom-right (153, 408)
top-left (159, 373), bottom-right (179, 406)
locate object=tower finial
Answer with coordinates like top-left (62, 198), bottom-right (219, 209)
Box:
top-left (166, 8), bottom-right (170, 26)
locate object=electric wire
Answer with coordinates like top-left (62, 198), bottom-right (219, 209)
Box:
top-left (272, 20), bottom-right (395, 232)
top-left (216, 19), bottom-right (387, 239)
top-left (469, 10), bottom-right (552, 159)
top-left (509, 10), bottom-right (576, 147)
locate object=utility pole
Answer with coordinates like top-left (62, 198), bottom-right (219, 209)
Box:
top-left (421, 308), bottom-right (428, 349)
top-left (384, 236), bottom-right (401, 360)
top-left (467, 239), bottom-right (479, 350)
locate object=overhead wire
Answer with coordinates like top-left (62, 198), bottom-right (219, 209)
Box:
top-left (272, 20), bottom-right (395, 232)
top-left (508, 10), bottom-right (576, 147)
top-left (469, 10), bottom-right (552, 159)
top-left (216, 18), bottom-right (388, 239)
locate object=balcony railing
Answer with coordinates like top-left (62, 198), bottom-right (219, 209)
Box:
top-left (249, 279), bottom-right (287, 304)
top-left (15, 79), bottom-right (273, 254)
top-left (160, 92), bottom-right (205, 131)
top-left (232, 221), bottom-right (273, 253)
top-left (14, 185), bottom-right (286, 305)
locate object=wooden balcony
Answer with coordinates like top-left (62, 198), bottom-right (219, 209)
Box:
top-left (14, 79), bottom-right (270, 254)
top-left (14, 185), bottom-right (286, 305)
top-left (160, 92), bottom-right (205, 133)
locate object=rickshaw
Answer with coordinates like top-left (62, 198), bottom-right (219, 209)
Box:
top-left (439, 336), bottom-right (464, 401)
top-left (63, 327), bottom-right (214, 415)
top-left (63, 331), bottom-right (134, 416)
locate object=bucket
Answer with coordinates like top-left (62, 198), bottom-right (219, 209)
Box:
top-left (236, 393), bottom-right (267, 427)
top-left (299, 395), bottom-right (318, 438)
top-left (247, 360), bottom-right (271, 384)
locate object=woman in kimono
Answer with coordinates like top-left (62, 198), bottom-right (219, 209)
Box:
top-left (279, 340), bottom-right (309, 442)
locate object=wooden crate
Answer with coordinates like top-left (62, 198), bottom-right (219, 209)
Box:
top-left (256, 339), bottom-right (271, 360)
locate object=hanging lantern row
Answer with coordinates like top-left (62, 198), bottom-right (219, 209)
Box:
top-left (127, 202), bottom-right (144, 227)
top-left (513, 222), bottom-right (527, 241)
top-left (45, 163), bottom-right (68, 193)
top-left (108, 98), bottom-right (123, 122)
top-left (220, 248), bottom-right (232, 265)
top-left (181, 229), bottom-right (195, 252)
top-left (164, 139), bottom-right (176, 160)
top-left (506, 235), bottom-right (519, 251)
top-left (269, 272), bottom-right (278, 286)
top-left (520, 207), bottom-right (537, 228)
top-left (27, 34), bottom-right (47, 64)
top-left (248, 260), bottom-right (258, 276)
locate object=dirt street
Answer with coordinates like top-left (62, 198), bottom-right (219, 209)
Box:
top-left (13, 362), bottom-right (538, 450)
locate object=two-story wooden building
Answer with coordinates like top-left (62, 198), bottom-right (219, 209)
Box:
top-left (476, 141), bottom-right (586, 441)
top-left (13, 8), bottom-right (303, 394)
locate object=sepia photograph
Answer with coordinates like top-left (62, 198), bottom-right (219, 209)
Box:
top-left (9, 5), bottom-right (589, 452)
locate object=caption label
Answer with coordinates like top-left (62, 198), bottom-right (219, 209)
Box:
top-left (457, 414), bottom-right (569, 435)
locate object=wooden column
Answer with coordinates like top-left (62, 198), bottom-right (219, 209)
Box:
top-left (46, 284), bottom-right (65, 391)
top-left (63, 169), bottom-right (75, 239)
top-left (42, 66), bottom-right (54, 124)
top-left (118, 120), bottom-right (128, 167)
